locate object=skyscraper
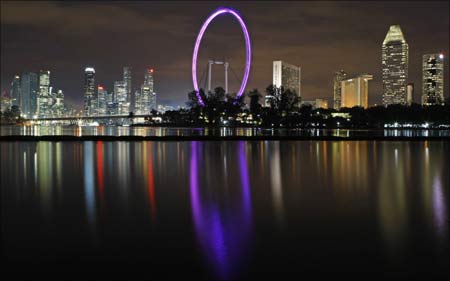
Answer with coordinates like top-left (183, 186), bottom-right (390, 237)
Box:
top-left (83, 67), bottom-right (96, 116)
top-left (340, 74), bottom-right (373, 109)
top-left (114, 81), bottom-right (129, 115)
top-left (20, 72), bottom-right (38, 118)
top-left (382, 25), bottom-right (409, 105)
top-left (97, 86), bottom-right (108, 116)
top-left (52, 90), bottom-right (65, 117)
top-left (135, 68), bottom-right (156, 114)
top-left (333, 70), bottom-right (347, 110)
top-left (422, 53), bottom-right (444, 105)
top-left (10, 75), bottom-right (21, 108)
top-left (266, 61), bottom-right (301, 106)
top-left (37, 70), bottom-right (51, 118)
top-left (123, 67), bottom-right (132, 103)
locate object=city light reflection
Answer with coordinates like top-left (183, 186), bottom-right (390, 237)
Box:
top-left (84, 142), bottom-right (96, 232)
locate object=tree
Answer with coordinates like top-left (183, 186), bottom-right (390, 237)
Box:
top-left (248, 88), bottom-right (262, 115)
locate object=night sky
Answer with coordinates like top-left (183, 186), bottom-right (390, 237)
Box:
top-left (1, 1), bottom-right (449, 109)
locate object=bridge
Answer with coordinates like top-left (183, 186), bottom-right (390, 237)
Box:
top-left (24, 114), bottom-right (158, 125)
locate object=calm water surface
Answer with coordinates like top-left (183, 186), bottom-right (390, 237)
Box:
top-left (1, 140), bottom-right (449, 280)
top-left (2, 125), bottom-right (450, 137)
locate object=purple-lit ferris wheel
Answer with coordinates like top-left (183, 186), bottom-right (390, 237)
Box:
top-left (192, 7), bottom-right (252, 106)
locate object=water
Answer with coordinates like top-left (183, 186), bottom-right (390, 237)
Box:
top-left (1, 140), bottom-right (449, 280)
top-left (1, 125), bottom-right (450, 138)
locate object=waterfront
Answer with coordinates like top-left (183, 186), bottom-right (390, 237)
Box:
top-left (1, 125), bottom-right (450, 138)
top-left (1, 140), bottom-right (449, 280)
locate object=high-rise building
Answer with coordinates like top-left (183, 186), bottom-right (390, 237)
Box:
top-left (97, 86), bottom-right (108, 116)
top-left (267, 61), bottom-right (301, 106)
top-left (83, 67), bottom-right (96, 116)
top-left (10, 75), bottom-right (21, 108)
top-left (123, 67), bottom-right (132, 103)
top-left (333, 70), bottom-right (347, 110)
top-left (52, 90), bottom-right (65, 117)
top-left (341, 74), bottom-right (373, 109)
top-left (20, 72), bottom-right (39, 118)
top-left (37, 70), bottom-right (51, 118)
top-left (422, 53), bottom-right (444, 105)
top-left (407, 83), bottom-right (414, 105)
top-left (114, 81), bottom-right (129, 115)
top-left (382, 25), bottom-right (409, 105)
top-left (1, 93), bottom-right (12, 112)
top-left (135, 68), bottom-right (156, 114)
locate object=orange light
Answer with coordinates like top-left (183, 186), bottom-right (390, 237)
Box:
top-left (98, 86), bottom-right (104, 90)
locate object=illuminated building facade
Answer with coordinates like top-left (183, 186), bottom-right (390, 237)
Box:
top-left (83, 67), bottom-right (96, 116)
top-left (37, 70), bottom-right (51, 118)
top-left (135, 68), bottom-right (156, 114)
top-left (123, 66), bottom-right (132, 104)
top-left (52, 90), bottom-right (65, 117)
top-left (266, 60), bottom-right (301, 106)
top-left (333, 70), bottom-right (347, 110)
top-left (422, 53), bottom-right (444, 105)
top-left (10, 75), bottom-right (21, 109)
top-left (20, 72), bottom-right (38, 118)
top-left (96, 86), bottom-right (108, 115)
top-left (382, 25), bottom-right (409, 105)
top-left (114, 81), bottom-right (129, 115)
top-left (341, 74), bottom-right (373, 109)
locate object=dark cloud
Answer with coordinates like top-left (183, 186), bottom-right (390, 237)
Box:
top-left (1, 1), bottom-right (449, 108)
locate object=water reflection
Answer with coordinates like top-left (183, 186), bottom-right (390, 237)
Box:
top-left (84, 142), bottom-right (96, 231)
top-left (37, 142), bottom-right (53, 218)
top-left (377, 143), bottom-right (408, 254)
top-left (2, 125), bottom-right (449, 138)
top-left (190, 141), bottom-right (253, 279)
top-left (96, 141), bottom-right (105, 216)
top-left (432, 174), bottom-right (447, 238)
top-left (1, 140), bottom-right (448, 280)
top-left (269, 141), bottom-right (285, 226)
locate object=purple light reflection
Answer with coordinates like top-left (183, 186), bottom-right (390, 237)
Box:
top-left (432, 175), bottom-right (447, 236)
top-left (192, 7), bottom-right (252, 106)
top-left (189, 142), bottom-right (252, 279)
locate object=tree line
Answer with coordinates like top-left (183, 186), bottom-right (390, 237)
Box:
top-left (160, 85), bottom-right (450, 128)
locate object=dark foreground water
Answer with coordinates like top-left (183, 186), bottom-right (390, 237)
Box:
top-left (1, 141), bottom-right (449, 280)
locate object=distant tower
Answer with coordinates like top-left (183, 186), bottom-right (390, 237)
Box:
top-left (97, 86), bottom-right (108, 116)
top-left (53, 89), bottom-right (65, 117)
top-left (37, 70), bottom-right (51, 118)
top-left (20, 72), bottom-right (38, 118)
top-left (333, 70), bottom-right (347, 110)
top-left (422, 53), bottom-right (444, 105)
top-left (123, 66), bottom-right (132, 103)
top-left (114, 81), bottom-right (128, 115)
top-left (10, 75), bottom-right (21, 108)
top-left (83, 67), bottom-right (96, 116)
top-left (406, 83), bottom-right (414, 105)
top-left (382, 25), bottom-right (409, 105)
top-left (136, 68), bottom-right (156, 114)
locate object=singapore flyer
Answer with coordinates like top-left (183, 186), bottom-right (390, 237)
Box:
top-left (191, 7), bottom-right (252, 106)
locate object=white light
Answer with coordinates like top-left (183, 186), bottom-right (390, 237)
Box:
top-left (85, 67), bottom-right (95, 73)
top-left (439, 54), bottom-right (444, 59)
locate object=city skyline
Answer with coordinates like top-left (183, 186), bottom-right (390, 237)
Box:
top-left (1, 1), bottom-right (449, 109)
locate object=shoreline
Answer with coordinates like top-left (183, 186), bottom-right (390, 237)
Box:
top-left (1, 135), bottom-right (449, 142)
